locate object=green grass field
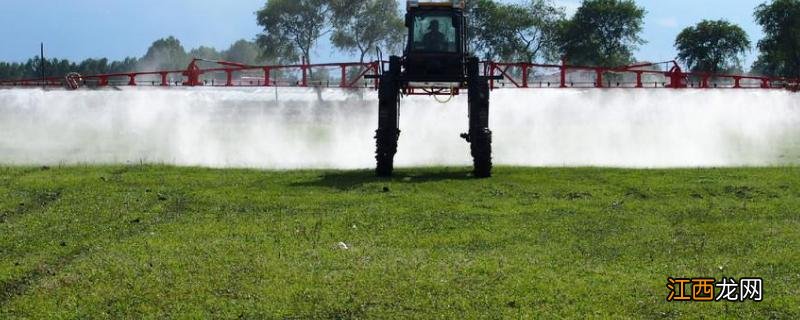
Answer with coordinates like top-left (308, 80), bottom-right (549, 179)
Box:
top-left (1, 165), bottom-right (798, 319)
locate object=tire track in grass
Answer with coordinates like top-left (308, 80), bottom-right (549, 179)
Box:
top-left (0, 247), bottom-right (88, 305)
top-left (0, 169), bottom-right (195, 307)
top-left (1, 169), bottom-right (69, 307)
top-left (0, 188), bottom-right (65, 278)
top-left (0, 167), bottom-right (44, 213)
top-left (0, 189), bottom-right (63, 223)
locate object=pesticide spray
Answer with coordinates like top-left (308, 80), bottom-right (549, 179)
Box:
top-left (0, 87), bottom-right (798, 169)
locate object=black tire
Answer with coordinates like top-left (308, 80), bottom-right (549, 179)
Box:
top-left (375, 126), bottom-right (399, 177)
top-left (375, 57), bottom-right (401, 177)
top-left (467, 57), bottom-right (492, 178)
top-left (468, 87), bottom-right (492, 178)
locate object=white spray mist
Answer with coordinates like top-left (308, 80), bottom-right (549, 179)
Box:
top-left (0, 87), bottom-right (798, 168)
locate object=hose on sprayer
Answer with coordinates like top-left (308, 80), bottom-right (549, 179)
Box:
top-left (65, 72), bottom-right (82, 90)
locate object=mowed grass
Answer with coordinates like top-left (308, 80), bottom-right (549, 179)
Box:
top-left (0, 165), bottom-right (798, 319)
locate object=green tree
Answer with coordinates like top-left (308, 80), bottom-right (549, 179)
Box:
top-left (466, 0), bottom-right (504, 59)
top-left (0, 62), bottom-right (25, 79)
top-left (224, 40), bottom-right (263, 65)
top-left (77, 58), bottom-right (110, 75)
top-left (189, 46), bottom-right (223, 60)
top-left (506, 0), bottom-right (565, 62)
top-left (109, 57), bottom-right (139, 73)
top-left (753, 0), bottom-right (800, 77)
top-left (256, 0), bottom-right (332, 65)
top-left (139, 36), bottom-right (190, 70)
top-left (675, 20), bottom-right (750, 73)
top-left (33, 58), bottom-right (77, 78)
top-left (557, 0), bottom-right (646, 66)
top-left (330, 0), bottom-right (404, 62)
top-left (0, 56), bottom-right (139, 80)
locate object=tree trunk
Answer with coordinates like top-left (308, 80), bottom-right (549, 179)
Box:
top-left (303, 50), bottom-right (313, 77)
top-left (359, 50), bottom-right (368, 64)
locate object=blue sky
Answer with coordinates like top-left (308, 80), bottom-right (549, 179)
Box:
top-left (0, 0), bottom-right (768, 67)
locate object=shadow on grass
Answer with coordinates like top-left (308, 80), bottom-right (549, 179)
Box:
top-left (292, 168), bottom-right (477, 190)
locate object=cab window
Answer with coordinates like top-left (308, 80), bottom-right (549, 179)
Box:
top-left (411, 13), bottom-right (457, 53)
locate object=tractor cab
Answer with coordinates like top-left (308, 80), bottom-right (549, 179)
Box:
top-left (403, 0), bottom-right (467, 84)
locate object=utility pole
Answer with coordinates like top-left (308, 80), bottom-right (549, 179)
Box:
top-left (40, 43), bottom-right (45, 89)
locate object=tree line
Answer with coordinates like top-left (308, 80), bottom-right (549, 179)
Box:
top-left (256, 0), bottom-right (800, 78)
top-left (2, 0), bottom-right (800, 80)
top-left (0, 37), bottom-right (266, 80)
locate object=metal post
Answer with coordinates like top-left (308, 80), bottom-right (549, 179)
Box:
top-left (636, 72), bottom-right (643, 88)
top-left (340, 65), bottom-right (347, 88)
top-left (521, 64), bottom-right (528, 88)
top-left (372, 61), bottom-right (379, 89)
top-left (40, 43), bottom-right (45, 89)
top-left (489, 62), bottom-right (496, 90)
top-left (595, 69), bottom-right (603, 88)
top-left (263, 67), bottom-right (271, 87)
top-left (225, 69), bottom-right (233, 86)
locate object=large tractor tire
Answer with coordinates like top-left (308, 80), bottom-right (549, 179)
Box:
top-left (467, 57), bottom-right (492, 178)
top-left (375, 56), bottom-right (401, 177)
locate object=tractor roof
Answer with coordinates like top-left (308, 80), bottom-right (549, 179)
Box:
top-left (407, 0), bottom-right (465, 10)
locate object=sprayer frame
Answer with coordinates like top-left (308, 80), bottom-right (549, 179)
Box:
top-left (374, 3), bottom-right (493, 178)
